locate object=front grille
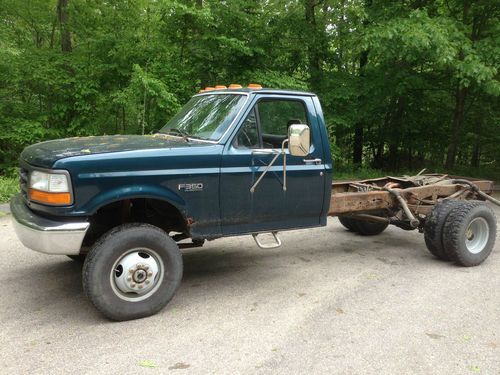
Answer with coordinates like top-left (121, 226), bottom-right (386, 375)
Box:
top-left (19, 167), bottom-right (28, 200)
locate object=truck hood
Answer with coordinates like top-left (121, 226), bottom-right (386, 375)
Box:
top-left (21, 134), bottom-right (198, 168)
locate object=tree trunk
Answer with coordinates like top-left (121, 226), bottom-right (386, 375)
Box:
top-left (445, 2), bottom-right (474, 169)
top-left (122, 106), bottom-right (126, 133)
top-left (57, 0), bottom-right (72, 52)
top-left (352, 0), bottom-right (371, 167)
top-left (445, 86), bottom-right (467, 169)
top-left (387, 96), bottom-right (405, 171)
top-left (192, 0), bottom-right (209, 87)
top-left (304, 0), bottom-right (321, 91)
top-left (470, 136), bottom-right (480, 168)
top-left (49, 16), bottom-right (57, 49)
top-left (353, 50), bottom-right (369, 167)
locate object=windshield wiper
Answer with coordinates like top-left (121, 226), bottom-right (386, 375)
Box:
top-left (160, 128), bottom-right (190, 142)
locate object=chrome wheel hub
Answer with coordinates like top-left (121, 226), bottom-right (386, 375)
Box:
top-left (111, 249), bottom-right (163, 301)
top-left (465, 217), bottom-right (489, 254)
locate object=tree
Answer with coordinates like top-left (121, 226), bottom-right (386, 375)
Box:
top-left (0, 0), bottom-right (498, 178)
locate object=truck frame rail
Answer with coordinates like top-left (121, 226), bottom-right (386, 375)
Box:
top-left (329, 172), bottom-right (498, 230)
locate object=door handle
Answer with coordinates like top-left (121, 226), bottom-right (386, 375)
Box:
top-left (303, 158), bottom-right (322, 165)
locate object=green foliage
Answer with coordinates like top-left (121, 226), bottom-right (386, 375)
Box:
top-left (333, 167), bottom-right (387, 181)
top-left (0, 0), bottom-right (498, 180)
top-left (0, 177), bottom-right (18, 204)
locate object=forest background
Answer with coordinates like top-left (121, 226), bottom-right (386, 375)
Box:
top-left (0, 0), bottom-right (498, 201)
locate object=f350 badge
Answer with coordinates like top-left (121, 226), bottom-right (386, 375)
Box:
top-left (178, 183), bottom-right (203, 192)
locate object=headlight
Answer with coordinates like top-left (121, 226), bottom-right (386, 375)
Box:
top-left (29, 170), bottom-right (72, 205)
top-left (30, 171), bottom-right (70, 192)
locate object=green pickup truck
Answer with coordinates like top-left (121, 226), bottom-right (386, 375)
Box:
top-left (10, 85), bottom-right (498, 320)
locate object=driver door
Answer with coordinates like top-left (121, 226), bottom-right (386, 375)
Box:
top-left (220, 95), bottom-right (326, 235)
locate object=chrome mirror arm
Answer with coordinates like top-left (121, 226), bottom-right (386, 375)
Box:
top-left (282, 139), bottom-right (288, 192)
top-left (249, 139), bottom-right (289, 193)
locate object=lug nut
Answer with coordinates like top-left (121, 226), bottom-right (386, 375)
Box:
top-left (145, 280), bottom-right (150, 285)
top-left (130, 283), bottom-right (136, 288)
top-left (138, 284), bottom-right (144, 289)
top-left (148, 272), bottom-right (153, 277)
top-left (127, 276), bottom-right (132, 281)
top-left (129, 268), bottom-right (134, 273)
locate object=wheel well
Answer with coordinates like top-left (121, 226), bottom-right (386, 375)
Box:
top-left (82, 198), bottom-right (187, 249)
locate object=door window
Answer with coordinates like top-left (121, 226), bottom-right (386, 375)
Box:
top-left (233, 108), bottom-right (261, 149)
top-left (234, 99), bottom-right (309, 149)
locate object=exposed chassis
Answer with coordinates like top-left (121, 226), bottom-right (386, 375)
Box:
top-left (329, 173), bottom-right (498, 230)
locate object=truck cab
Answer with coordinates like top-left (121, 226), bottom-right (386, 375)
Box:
top-left (13, 88), bottom-right (332, 248)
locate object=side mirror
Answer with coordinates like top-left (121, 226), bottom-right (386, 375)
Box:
top-left (288, 124), bottom-right (310, 156)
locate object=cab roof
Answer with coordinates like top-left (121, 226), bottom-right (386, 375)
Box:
top-left (195, 88), bottom-right (316, 97)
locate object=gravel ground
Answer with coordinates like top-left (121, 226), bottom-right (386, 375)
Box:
top-left (0, 200), bottom-right (499, 374)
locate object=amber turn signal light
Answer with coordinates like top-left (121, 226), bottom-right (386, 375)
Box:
top-left (228, 84), bottom-right (242, 89)
top-left (29, 189), bottom-right (72, 205)
top-left (248, 83), bottom-right (262, 89)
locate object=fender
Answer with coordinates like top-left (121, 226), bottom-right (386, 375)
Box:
top-left (82, 184), bottom-right (187, 217)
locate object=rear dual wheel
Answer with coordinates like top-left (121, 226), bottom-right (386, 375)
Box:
top-left (424, 200), bottom-right (463, 260)
top-left (443, 202), bottom-right (496, 266)
top-left (424, 201), bottom-right (496, 266)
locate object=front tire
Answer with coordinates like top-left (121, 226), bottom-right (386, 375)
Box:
top-left (82, 223), bottom-right (183, 321)
top-left (67, 254), bottom-right (86, 263)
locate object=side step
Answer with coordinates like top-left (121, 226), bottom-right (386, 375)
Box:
top-left (252, 232), bottom-right (282, 249)
top-left (172, 233), bottom-right (205, 249)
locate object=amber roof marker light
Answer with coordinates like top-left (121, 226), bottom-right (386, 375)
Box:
top-left (198, 83), bottom-right (262, 92)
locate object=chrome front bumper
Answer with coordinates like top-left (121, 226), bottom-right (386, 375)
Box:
top-left (10, 194), bottom-right (89, 255)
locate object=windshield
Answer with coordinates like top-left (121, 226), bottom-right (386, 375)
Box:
top-left (159, 94), bottom-right (247, 141)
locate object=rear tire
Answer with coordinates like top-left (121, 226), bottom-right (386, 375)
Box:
top-left (82, 223), bottom-right (183, 321)
top-left (338, 215), bottom-right (389, 236)
top-left (443, 203), bottom-right (497, 266)
top-left (338, 216), bottom-right (358, 232)
top-left (424, 200), bottom-right (463, 260)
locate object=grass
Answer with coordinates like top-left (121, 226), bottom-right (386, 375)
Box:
top-left (0, 177), bottom-right (18, 204)
top-left (334, 166), bottom-right (500, 184)
top-left (333, 167), bottom-right (425, 181)
top-left (437, 165), bottom-right (500, 183)
top-left (334, 167), bottom-right (387, 181)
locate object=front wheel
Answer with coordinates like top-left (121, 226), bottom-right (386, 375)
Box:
top-left (67, 254), bottom-right (86, 263)
top-left (82, 223), bottom-right (183, 321)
